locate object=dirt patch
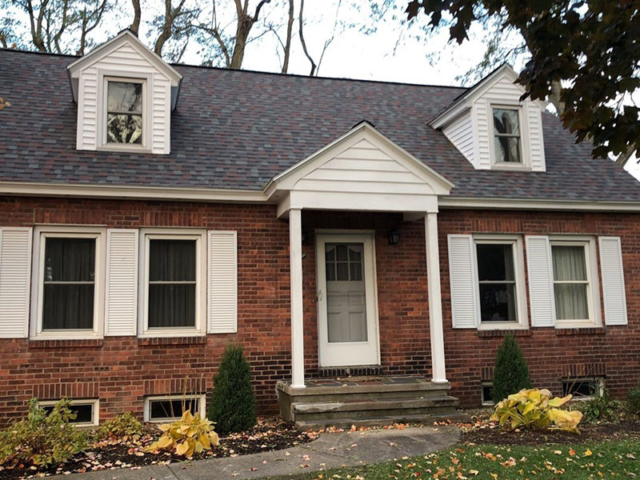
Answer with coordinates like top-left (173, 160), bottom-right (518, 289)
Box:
top-left (0, 417), bottom-right (316, 480)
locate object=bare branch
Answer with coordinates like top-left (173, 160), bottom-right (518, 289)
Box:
top-left (298, 0), bottom-right (316, 76)
top-left (130, 0), bottom-right (141, 36)
top-left (281, 0), bottom-right (294, 73)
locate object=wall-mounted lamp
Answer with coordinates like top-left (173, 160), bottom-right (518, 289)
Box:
top-left (387, 229), bottom-right (401, 246)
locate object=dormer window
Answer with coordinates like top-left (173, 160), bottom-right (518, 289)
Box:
top-left (105, 79), bottom-right (144, 146)
top-left (493, 108), bottom-right (522, 164)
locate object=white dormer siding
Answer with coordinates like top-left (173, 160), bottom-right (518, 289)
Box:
top-left (67, 30), bottom-right (182, 155)
top-left (434, 65), bottom-right (546, 172)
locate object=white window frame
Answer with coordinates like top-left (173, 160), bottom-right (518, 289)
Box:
top-left (143, 394), bottom-right (206, 423)
top-left (488, 103), bottom-right (531, 170)
top-left (550, 236), bottom-right (601, 328)
top-left (98, 71), bottom-right (151, 153)
top-left (481, 382), bottom-right (494, 406)
top-left (472, 234), bottom-right (528, 330)
top-left (138, 229), bottom-right (207, 338)
top-left (38, 399), bottom-right (100, 427)
top-left (562, 377), bottom-right (605, 401)
top-left (30, 226), bottom-right (106, 340)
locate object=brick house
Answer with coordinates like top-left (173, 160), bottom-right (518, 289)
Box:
top-left (1, 30), bottom-right (639, 427)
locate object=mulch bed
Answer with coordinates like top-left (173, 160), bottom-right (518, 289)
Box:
top-left (0, 417), bottom-right (317, 480)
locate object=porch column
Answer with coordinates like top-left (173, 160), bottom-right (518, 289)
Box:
top-left (425, 212), bottom-right (448, 383)
top-left (289, 208), bottom-right (305, 388)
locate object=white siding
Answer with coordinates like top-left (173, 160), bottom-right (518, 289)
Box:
top-left (208, 231), bottom-right (238, 334)
top-left (599, 237), bottom-right (628, 326)
top-left (442, 113), bottom-right (475, 165)
top-left (0, 228), bottom-right (32, 338)
top-left (526, 102), bottom-right (546, 171)
top-left (105, 229), bottom-right (139, 336)
top-left (447, 235), bottom-right (478, 329)
top-left (76, 41), bottom-right (172, 154)
top-left (526, 236), bottom-right (555, 327)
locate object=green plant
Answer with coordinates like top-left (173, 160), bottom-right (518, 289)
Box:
top-left (580, 388), bottom-right (618, 423)
top-left (147, 410), bottom-right (219, 458)
top-left (491, 334), bottom-right (532, 403)
top-left (0, 398), bottom-right (89, 467)
top-left (95, 412), bottom-right (142, 441)
top-left (491, 388), bottom-right (583, 433)
top-left (208, 345), bottom-right (257, 436)
top-left (627, 386), bottom-right (640, 415)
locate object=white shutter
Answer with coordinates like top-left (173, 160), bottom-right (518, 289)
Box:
top-left (599, 237), bottom-right (627, 326)
top-left (0, 227), bottom-right (32, 338)
top-left (105, 229), bottom-right (138, 336)
top-left (208, 231), bottom-right (237, 333)
top-left (447, 234), bottom-right (478, 328)
top-left (526, 236), bottom-right (555, 327)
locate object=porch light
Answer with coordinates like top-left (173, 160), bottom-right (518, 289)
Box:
top-left (387, 229), bottom-right (401, 246)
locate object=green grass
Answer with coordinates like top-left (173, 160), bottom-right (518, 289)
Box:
top-left (278, 441), bottom-right (640, 479)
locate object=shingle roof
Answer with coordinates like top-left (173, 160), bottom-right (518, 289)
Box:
top-left (1, 49), bottom-right (639, 202)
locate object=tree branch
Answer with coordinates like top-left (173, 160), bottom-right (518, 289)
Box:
top-left (298, 0), bottom-right (316, 76)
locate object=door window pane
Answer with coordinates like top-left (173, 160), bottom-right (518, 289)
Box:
top-left (148, 239), bottom-right (196, 328)
top-left (106, 81), bottom-right (143, 144)
top-left (552, 245), bottom-right (590, 320)
top-left (476, 243), bottom-right (518, 322)
top-left (42, 238), bottom-right (96, 330)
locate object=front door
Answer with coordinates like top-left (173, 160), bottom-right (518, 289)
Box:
top-left (316, 234), bottom-right (379, 367)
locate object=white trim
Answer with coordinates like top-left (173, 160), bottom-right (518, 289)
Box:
top-left (488, 104), bottom-right (532, 170)
top-left (473, 235), bottom-right (529, 330)
top-left (549, 236), bottom-right (601, 328)
top-left (143, 394), bottom-right (206, 423)
top-left (289, 209), bottom-right (305, 387)
top-left (315, 232), bottom-right (380, 368)
top-left (30, 226), bottom-right (106, 341)
top-left (138, 228), bottom-right (207, 338)
top-left (39, 399), bottom-right (100, 427)
top-left (438, 197), bottom-right (640, 212)
top-left (425, 213), bottom-right (447, 383)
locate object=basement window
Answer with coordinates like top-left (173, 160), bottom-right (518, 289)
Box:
top-left (481, 383), bottom-right (494, 406)
top-left (39, 399), bottom-right (99, 427)
top-left (562, 378), bottom-right (604, 400)
top-left (143, 395), bottom-right (206, 423)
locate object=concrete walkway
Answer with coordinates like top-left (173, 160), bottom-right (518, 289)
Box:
top-left (67, 425), bottom-right (459, 480)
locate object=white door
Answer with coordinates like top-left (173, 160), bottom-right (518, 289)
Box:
top-left (317, 234), bottom-right (379, 367)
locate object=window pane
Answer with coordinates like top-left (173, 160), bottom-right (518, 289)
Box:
top-left (477, 244), bottom-right (515, 281)
top-left (43, 284), bottom-right (95, 330)
top-left (108, 82), bottom-right (142, 113)
top-left (552, 246), bottom-right (587, 281)
top-left (350, 262), bottom-right (363, 281)
top-left (149, 240), bottom-right (196, 282)
top-left (336, 262), bottom-right (349, 281)
top-left (148, 284), bottom-right (196, 328)
top-left (348, 245), bottom-right (362, 262)
top-left (106, 113), bottom-right (142, 144)
top-left (43, 403), bottom-right (94, 424)
top-left (325, 262), bottom-right (336, 281)
top-left (150, 398), bottom-right (201, 420)
top-left (45, 238), bottom-right (95, 282)
top-left (554, 283), bottom-right (589, 320)
top-left (494, 136), bottom-right (521, 163)
top-left (336, 245), bottom-right (348, 261)
top-left (479, 283), bottom-right (517, 321)
top-left (493, 108), bottom-right (520, 135)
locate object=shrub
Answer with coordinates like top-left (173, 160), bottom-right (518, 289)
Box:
top-left (627, 387), bottom-right (640, 415)
top-left (95, 412), bottom-right (142, 441)
top-left (580, 388), bottom-right (618, 423)
top-left (0, 398), bottom-right (89, 467)
top-left (147, 410), bottom-right (219, 458)
top-left (491, 388), bottom-right (583, 433)
top-left (208, 345), bottom-right (257, 436)
top-left (492, 334), bottom-right (532, 403)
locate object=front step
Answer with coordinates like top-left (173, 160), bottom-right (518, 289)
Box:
top-left (277, 376), bottom-right (464, 429)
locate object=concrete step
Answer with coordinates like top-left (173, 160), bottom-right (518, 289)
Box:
top-left (296, 411), bottom-right (471, 430)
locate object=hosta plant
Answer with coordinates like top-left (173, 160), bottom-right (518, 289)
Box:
top-left (95, 412), bottom-right (143, 441)
top-left (491, 388), bottom-right (583, 434)
top-left (147, 410), bottom-right (219, 458)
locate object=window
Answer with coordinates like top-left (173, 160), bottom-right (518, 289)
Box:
top-left (493, 108), bottom-right (521, 163)
top-left (39, 399), bottom-right (99, 427)
top-left (32, 228), bottom-right (105, 339)
top-left (140, 230), bottom-right (206, 336)
top-left (562, 378), bottom-right (604, 400)
top-left (550, 239), bottom-right (599, 325)
top-left (105, 79), bottom-right (144, 146)
top-left (144, 395), bottom-right (206, 422)
top-left (473, 236), bottom-right (527, 328)
top-left (481, 383), bottom-right (494, 406)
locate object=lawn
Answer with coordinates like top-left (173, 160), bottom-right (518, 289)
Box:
top-left (280, 440), bottom-right (640, 479)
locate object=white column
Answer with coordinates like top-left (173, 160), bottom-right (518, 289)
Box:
top-left (425, 212), bottom-right (448, 383)
top-left (289, 208), bottom-right (305, 388)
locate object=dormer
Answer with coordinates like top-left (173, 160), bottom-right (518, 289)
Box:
top-left (431, 65), bottom-right (546, 172)
top-left (67, 30), bottom-right (182, 154)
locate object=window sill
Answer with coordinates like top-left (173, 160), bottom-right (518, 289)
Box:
top-left (490, 163), bottom-right (532, 172)
top-left (97, 145), bottom-right (151, 154)
top-left (556, 327), bottom-right (606, 336)
top-left (29, 339), bottom-right (104, 349)
top-left (138, 336), bottom-right (207, 346)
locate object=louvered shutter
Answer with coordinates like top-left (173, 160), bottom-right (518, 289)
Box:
top-left (105, 229), bottom-right (139, 336)
top-left (526, 236), bottom-right (555, 327)
top-left (0, 227), bottom-right (32, 338)
top-left (447, 234), bottom-right (478, 328)
top-left (208, 231), bottom-right (237, 333)
top-left (599, 237), bottom-right (627, 326)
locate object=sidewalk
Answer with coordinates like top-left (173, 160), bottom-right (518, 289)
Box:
top-left (66, 425), bottom-right (459, 480)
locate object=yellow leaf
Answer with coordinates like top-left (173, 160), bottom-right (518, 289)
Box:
top-left (210, 431), bottom-right (220, 446)
top-left (176, 442), bottom-right (189, 456)
top-left (156, 435), bottom-right (173, 448)
top-left (585, 449), bottom-right (593, 457)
